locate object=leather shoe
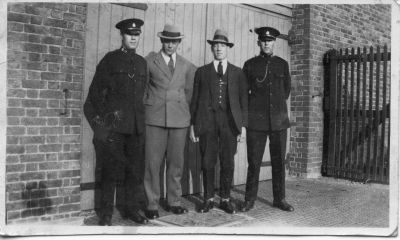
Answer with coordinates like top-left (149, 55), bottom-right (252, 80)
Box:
top-left (166, 205), bottom-right (188, 215)
top-left (273, 200), bottom-right (294, 212)
top-left (219, 200), bottom-right (236, 214)
top-left (127, 211), bottom-right (148, 224)
top-left (98, 215), bottom-right (112, 226)
top-left (240, 200), bottom-right (255, 212)
top-left (144, 210), bottom-right (159, 219)
top-left (199, 200), bottom-right (214, 213)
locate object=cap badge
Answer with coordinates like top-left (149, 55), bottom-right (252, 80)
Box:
top-left (266, 31), bottom-right (270, 35)
top-left (132, 22), bottom-right (136, 27)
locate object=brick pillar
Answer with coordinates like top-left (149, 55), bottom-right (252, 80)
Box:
top-left (289, 5), bottom-right (323, 178)
top-left (6, 3), bottom-right (87, 223)
top-left (288, 4), bottom-right (391, 178)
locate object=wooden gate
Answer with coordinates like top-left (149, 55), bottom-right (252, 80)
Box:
top-left (81, 3), bottom-right (292, 210)
top-left (322, 46), bottom-right (390, 184)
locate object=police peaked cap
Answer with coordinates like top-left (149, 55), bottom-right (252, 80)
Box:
top-left (255, 27), bottom-right (280, 41)
top-left (116, 18), bottom-right (144, 35)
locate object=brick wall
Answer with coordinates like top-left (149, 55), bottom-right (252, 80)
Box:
top-left (6, 2), bottom-right (87, 223)
top-left (289, 4), bottom-right (391, 177)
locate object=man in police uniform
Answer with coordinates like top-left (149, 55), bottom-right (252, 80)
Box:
top-left (241, 27), bottom-right (294, 212)
top-left (190, 29), bottom-right (248, 214)
top-left (85, 18), bottom-right (148, 225)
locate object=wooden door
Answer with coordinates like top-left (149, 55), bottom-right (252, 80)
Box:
top-left (82, 3), bottom-right (292, 210)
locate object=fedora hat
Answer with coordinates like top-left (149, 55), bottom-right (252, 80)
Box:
top-left (157, 24), bottom-right (184, 39)
top-left (207, 29), bottom-right (234, 48)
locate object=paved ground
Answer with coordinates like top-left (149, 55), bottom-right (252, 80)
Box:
top-left (82, 177), bottom-right (389, 228)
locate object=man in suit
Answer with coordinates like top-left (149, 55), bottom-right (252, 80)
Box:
top-left (85, 18), bottom-right (149, 225)
top-left (241, 27), bottom-right (294, 212)
top-left (190, 29), bottom-right (248, 214)
top-left (143, 24), bottom-right (196, 219)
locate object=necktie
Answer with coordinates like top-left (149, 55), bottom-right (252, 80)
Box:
top-left (168, 56), bottom-right (174, 75)
top-left (218, 61), bottom-right (223, 78)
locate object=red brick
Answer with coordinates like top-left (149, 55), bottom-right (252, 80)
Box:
top-left (20, 172), bottom-right (45, 181)
top-left (61, 47), bottom-right (84, 56)
top-left (20, 136), bottom-right (45, 144)
top-left (24, 24), bottom-right (48, 35)
top-left (44, 3), bottom-right (69, 11)
top-left (6, 155), bottom-right (20, 164)
top-left (22, 80), bottom-right (46, 89)
top-left (20, 154), bottom-right (45, 163)
top-left (40, 127), bottom-right (63, 135)
top-left (6, 145), bottom-right (25, 154)
top-left (39, 179), bottom-right (62, 188)
top-left (8, 12), bottom-right (30, 23)
top-left (7, 108), bottom-right (25, 116)
top-left (23, 42), bottom-right (47, 53)
top-left (49, 46), bottom-right (61, 54)
top-left (39, 144), bottom-right (62, 152)
top-left (63, 13), bottom-right (85, 23)
top-left (43, 18), bottom-right (69, 29)
top-left (21, 117), bottom-right (46, 126)
top-left (39, 162), bottom-right (62, 170)
top-left (7, 126), bottom-right (25, 135)
top-left (41, 72), bottom-right (67, 81)
top-left (22, 99), bottom-right (47, 108)
top-left (27, 34), bottom-right (41, 43)
top-left (30, 15), bottom-right (43, 25)
top-left (39, 90), bottom-right (63, 99)
top-left (26, 163), bottom-right (38, 171)
top-left (8, 22), bottom-right (24, 32)
top-left (7, 89), bottom-right (26, 98)
top-left (7, 136), bottom-right (19, 145)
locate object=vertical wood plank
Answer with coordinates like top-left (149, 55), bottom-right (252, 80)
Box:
top-left (380, 45), bottom-right (388, 182)
top-left (366, 46), bottom-right (374, 180)
top-left (182, 3), bottom-right (194, 61)
top-left (143, 3), bottom-right (156, 56)
top-left (174, 4), bottom-right (185, 56)
top-left (134, 9), bottom-right (146, 56)
top-left (109, 4), bottom-right (123, 51)
top-left (233, 7), bottom-right (242, 66)
top-left (97, 4), bottom-right (111, 60)
top-left (227, 5), bottom-right (236, 64)
top-left (247, 9), bottom-right (255, 60)
top-left (373, 46), bottom-right (381, 181)
top-left (360, 46), bottom-right (367, 179)
top-left (153, 4), bottom-right (166, 54)
top-left (81, 3), bottom-right (100, 210)
top-left (348, 48), bottom-right (355, 177)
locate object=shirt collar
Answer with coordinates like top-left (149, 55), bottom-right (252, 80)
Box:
top-left (213, 58), bottom-right (228, 72)
top-left (161, 50), bottom-right (176, 65)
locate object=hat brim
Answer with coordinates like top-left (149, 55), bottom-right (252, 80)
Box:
top-left (258, 36), bottom-right (276, 41)
top-left (207, 40), bottom-right (234, 48)
top-left (157, 32), bottom-right (184, 39)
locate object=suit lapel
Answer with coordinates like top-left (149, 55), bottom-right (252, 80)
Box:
top-left (154, 52), bottom-right (173, 80)
top-left (207, 62), bottom-right (216, 99)
top-left (169, 55), bottom-right (184, 85)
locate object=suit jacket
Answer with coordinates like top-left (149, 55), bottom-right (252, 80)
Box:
top-left (86, 48), bottom-right (148, 135)
top-left (190, 62), bottom-right (248, 136)
top-left (243, 54), bottom-right (291, 131)
top-left (144, 51), bottom-right (196, 128)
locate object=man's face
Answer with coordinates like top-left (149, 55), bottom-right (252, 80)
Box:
top-left (212, 43), bottom-right (228, 61)
top-left (161, 39), bottom-right (181, 56)
top-left (121, 33), bottom-right (140, 50)
top-left (258, 39), bottom-right (275, 55)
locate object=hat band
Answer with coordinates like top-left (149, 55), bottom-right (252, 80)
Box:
top-left (213, 34), bottom-right (229, 42)
top-left (161, 30), bottom-right (181, 38)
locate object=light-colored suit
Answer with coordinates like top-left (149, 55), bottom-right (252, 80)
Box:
top-left (144, 51), bottom-right (196, 210)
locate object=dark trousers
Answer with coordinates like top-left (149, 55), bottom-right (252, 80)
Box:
top-left (245, 129), bottom-right (287, 202)
top-left (98, 131), bottom-right (145, 217)
top-left (199, 110), bottom-right (238, 200)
